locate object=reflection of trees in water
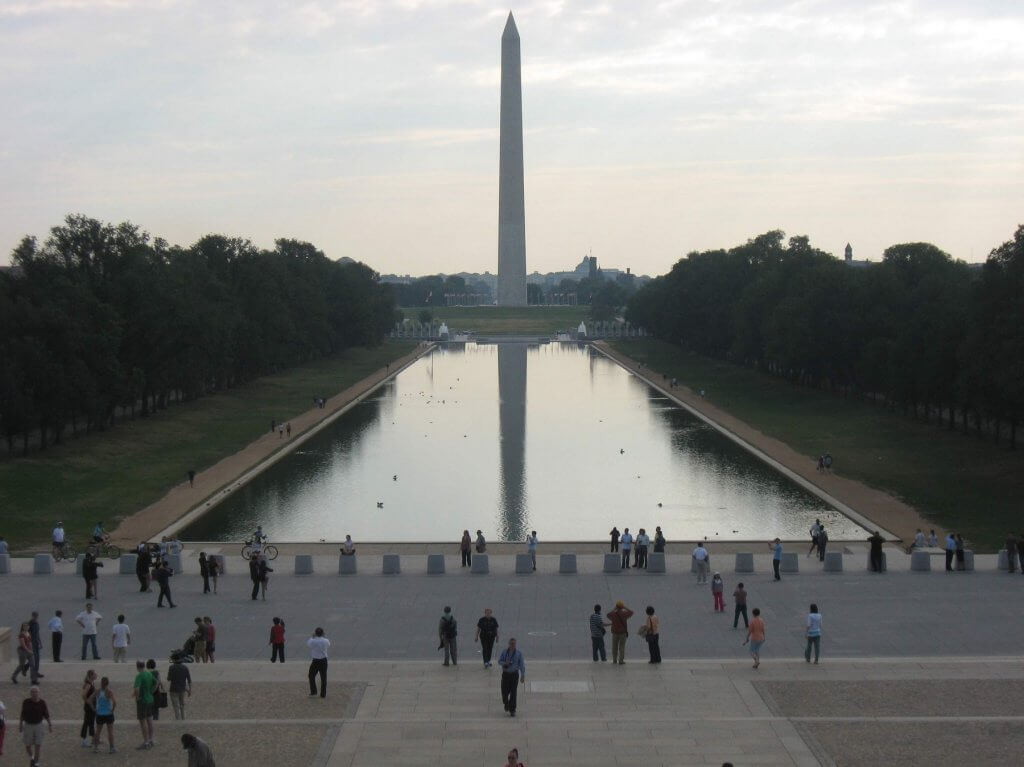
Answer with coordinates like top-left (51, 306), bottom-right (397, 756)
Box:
top-left (498, 344), bottom-right (528, 541)
top-left (181, 396), bottom-right (383, 540)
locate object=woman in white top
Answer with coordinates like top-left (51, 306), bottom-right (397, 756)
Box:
top-left (804, 604), bottom-right (822, 664)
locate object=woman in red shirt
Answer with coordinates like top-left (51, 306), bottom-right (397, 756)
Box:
top-left (269, 618), bottom-right (286, 663)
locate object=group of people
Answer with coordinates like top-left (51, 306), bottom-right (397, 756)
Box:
top-left (459, 529), bottom-right (488, 566)
top-left (609, 526), bottom-right (667, 569)
top-left (131, 540), bottom-right (180, 608)
top-left (807, 520), bottom-right (830, 561)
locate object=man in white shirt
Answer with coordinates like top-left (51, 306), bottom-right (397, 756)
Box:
top-left (111, 615), bottom-right (131, 663)
top-left (47, 610), bottom-right (64, 662)
top-left (526, 531), bottom-right (538, 571)
top-left (635, 529), bottom-right (650, 569)
top-left (76, 604), bottom-right (102, 661)
top-left (307, 627), bottom-right (331, 698)
top-left (692, 543), bottom-right (710, 583)
top-left (620, 528), bottom-right (634, 569)
top-left (52, 523), bottom-right (65, 547)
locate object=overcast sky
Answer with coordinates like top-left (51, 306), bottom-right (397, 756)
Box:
top-left (2, 0), bottom-right (1022, 276)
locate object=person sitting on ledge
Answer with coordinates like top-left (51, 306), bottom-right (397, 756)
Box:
top-left (340, 536), bottom-right (355, 556)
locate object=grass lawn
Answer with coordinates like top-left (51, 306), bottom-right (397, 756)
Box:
top-left (399, 305), bottom-right (590, 335)
top-left (0, 343), bottom-right (416, 553)
top-left (610, 339), bottom-right (1024, 551)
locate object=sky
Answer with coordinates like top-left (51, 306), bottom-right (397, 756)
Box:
top-left (2, 0), bottom-right (1023, 276)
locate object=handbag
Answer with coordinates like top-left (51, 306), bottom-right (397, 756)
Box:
top-left (638, 624), bottom-right (650, 637)
top-left (156, 687), bottom-right (168, 709)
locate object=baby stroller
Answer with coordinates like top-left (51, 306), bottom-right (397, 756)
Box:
top-left (169, 635), bottom-right (196, 664)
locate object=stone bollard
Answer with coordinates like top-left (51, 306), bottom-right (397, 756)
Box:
top-left (997, 549), bottom-right (1008, 570)
top-left (211, 554), bottom-right (227, 575)
top-left (603, 554), bottom-right (620, 573)
top-left (294, 555), bottom-right (314, 575)
top-left (120, 553), bottom-right (138, 574)
top-left (427, 554), bottom-right (446, 575)
top-left (559, 553), bottom-right (577, 574)
top-left (75, 553), bottom-right (87, 575)
top-left (167, 553), bottom-right (183, 574)
top-left (823, 552), bottom-right (843, 572)
top-left (866, 551), bottom-right (887, 572)
top-left (963, 550), bottom-right (975, 571)
top-left (910, 550), bottom-right (931, 572)
top-left (382, 554), bottom-right (401, 575)
top-left (515, 554), bottom-right (534, 574)
top-left (33, 553), bottom-right (54, 575)
top-left (647, 552), bottom-right (666, 573)
top-left (338, 555), bottom-right (357, 575)
top-left (780, 552), bottom-right (799, 573)
top-left (734, 553), bottom-right (754, 573)
top-left (0, 553), bottom-right (10, 574)
top-left (471, 554), bottom-right (489, 574)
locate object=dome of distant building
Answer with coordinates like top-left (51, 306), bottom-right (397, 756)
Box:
top-left (336, 256), bottom-right (356, 265)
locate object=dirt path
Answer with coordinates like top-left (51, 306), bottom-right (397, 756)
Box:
top-left (596, 342), bottom-right (933, 544)
top-left (111, 344), bottom-right (431, 545)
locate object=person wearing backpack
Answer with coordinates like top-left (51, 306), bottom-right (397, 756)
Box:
top-left (438, 607), bottom-right (458, 666)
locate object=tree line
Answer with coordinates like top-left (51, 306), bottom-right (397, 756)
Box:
top-left (625, 227), bottom-right (1024, 447)
top-left (0, 214), bottom-right (396, 455)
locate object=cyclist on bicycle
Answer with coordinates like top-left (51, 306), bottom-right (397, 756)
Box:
top-left (92, 521), bottom-right (109, 545)
top-left (53, 522), bottom-right (66, 548)
top-left (252, 526), bottom-right (267, 545)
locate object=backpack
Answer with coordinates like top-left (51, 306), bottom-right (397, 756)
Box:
top-left (442, 617), bottom-right (457, 639)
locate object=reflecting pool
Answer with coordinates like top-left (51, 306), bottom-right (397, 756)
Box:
top-left (181, 343), bottom-right (866, 542)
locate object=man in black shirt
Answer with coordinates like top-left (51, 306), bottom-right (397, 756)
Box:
top-left (167, 657), bottom-right (192, 720)
top-left (475, 608), bottom-right (499, 668)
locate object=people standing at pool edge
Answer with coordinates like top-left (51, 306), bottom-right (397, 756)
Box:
top-left (945, 532), bottom-right (956, 572)
top-left (808, 519), bottom-right (821, 558)
top-left (770, 538), bottom-right (782, 581)
top-left (868, 531), bottom-right (884, 572)
top-left (609, 526), bottom-right (620, 553)
top-left (693, 542), bottom-right (710, 583)
top-left (620, 528), bottom-right (633, 568)
top-left (804, 604), bottom-right (822, 664)
top-left (526, 531), bottom-right (538, 571)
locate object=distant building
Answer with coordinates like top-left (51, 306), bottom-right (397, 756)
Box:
top-left (843, 243), bottom-right (873, 268)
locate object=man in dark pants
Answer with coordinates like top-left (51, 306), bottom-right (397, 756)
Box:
top-left (1007, 533), bottom-right (1018, 573)
top-left (48, 610), bottom-right (63, 662)
top-left (249, 557), bottom-right (261, 600)
top-left (498, 638), bottom-right (525, 717)
top-left (154, 561), bottom-right (175, 608)
top-left (475, 608), bottom-right (499, 669)
top-left (732, 584), bottom-right (748, 629)
top-left (28, 611), bottom-right (44, 679)
top-left (945, 533), bottom-right (956, 571)
top-left (589, 605), bottom-right (609, 661)
top-left (868, 531), bottom-right (885, 572)
top-left (307, 627), bottom-right (330, 698)
top-left (136, 545), bottom-right (152, 592)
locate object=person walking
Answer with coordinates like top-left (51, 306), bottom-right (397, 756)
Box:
top-left (636, 529), bottom-right (650, 569)
top-left (461, 530), bottom-right (473, 567)
top-left (711, 572), bottom-right (725, 612)
top-left (249, 556), bottom-right (261, 600)
top-left (804, 604), bottom-right (823, 664)
top-left (475, 609), bottom-right (499, 668)
top-left (181, 733), bottom-right (215, 766)
top-left (620, 528), bottom-right (633, 568)
top-left (609, 526), bottom-right (620, 553)
top-left (80, 669), bottom-right (98, 747)
top-left (526, 531), bottom-right (538, 571)
top-left (642, 606), bottom-right (661, 664)
top-left (693, 542), bottom-right (710, 583)
top-left (192, 618), bottom-right (207, 663)
top-left (207, 556), bottom-right (219, 594)
top-left (132, 660), bottom-right (156, 750)
top-left (111, 615), bottom-right (131, 663)
top-left (589, 605), bottom-right (609, 662)
top-left (607, 600), bottom-right (634, 664)
top-left (439, 606), bottom-right (458, 666)
top-left (198, 553), bottom-right (211, 594)
top-left (27, 612), bottom-right (43, 681)
top-left (732, 583), bottom-right (748, 628)
top-left (867, 531), bottom-right (885, 572)
top-left (270, 617), bottom-right (286, 663)
top-left (47, 610), bottom-right (63, 663)
top-left (135, 544), bottom-right (152, 593)
top-left (147, 659), bottom-right (164, 722)
top-left (307, 627), bottom-right (330, 698)
top-left (203, 617), bottom-right (216, 663)
top-left (807, 519), bottom-right (821, 558)
top-left (258, 555), bottom-right (273, 600)
top-left (10, 623), bottom-right (36, 684)
top-left (77, 603), bottom-right (102, 660)
top-left (770, 538), bottom-right (782, 581)
top-left (154, 560), bottom-right (176, 608)
top-left (18, 685), bottom-right (51, 767)
top-left (90, 676), bottom-right (116, 753)
top-left (166, 656), bottom-right (191, 720)
top-left (744, 608), bottom-right (766, 669)
top-left (497, 638), bottom-right (526, 717)
top-left (817, 527), bottom-right (829, 562)
top-left (945, 533), bottom-right (956, 572)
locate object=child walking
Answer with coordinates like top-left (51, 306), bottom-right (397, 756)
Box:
top-left (711, 572), bottom-right (725, 612)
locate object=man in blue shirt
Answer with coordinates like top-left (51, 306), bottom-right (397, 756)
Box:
top-left (620, 528), bottom-right (633, 569)
top-left (498, 638), bottom-right (526, 717)
top-left (771, 538), bottom-right (783, 581)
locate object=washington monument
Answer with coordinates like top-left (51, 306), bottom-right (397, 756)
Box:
top-left (497, 11), bottom-right (527, 306)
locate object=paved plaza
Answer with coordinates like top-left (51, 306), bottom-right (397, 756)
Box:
top-left (3, 548), bottom-right (1024, 765)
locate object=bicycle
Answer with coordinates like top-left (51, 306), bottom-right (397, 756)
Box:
top-left (52, 541), bottom-right (77, 562)
top-left (241, 539), bottom-right (278, 561)
top-left (85, 540), bottom-right (122, 560)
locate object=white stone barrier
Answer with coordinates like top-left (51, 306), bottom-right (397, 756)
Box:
top-left (471, 555), bottom-right (489, 574)
top-left (338, 555), bottom-right (357, 575)
top-left (382, 554), bottom-right (401, 575)
top-left (75, 553), bottom-right (87, 575)
top-left (603, 554), bottom-right (620, 573)
top-left (559, 553), bottom-right (577, 574)
top-left (964, 550), bottom-right (975, 571)
top-left (33, 553), bottom-right (54, 574)
top-left (910, 551), bottom-right (931, 571)
top-left (167, 553), bottom-right (183, 574)
top-left (426, 554), bottom-right (446, 575)
top-left (823, 552), bottom-right (843, 572)
top-left (780, 553), bottom-right (799, 573)
top-left (647, 552), bottom-right (666, 573)
top-left (120, 554), bottom-right (137, 574)
top-left (294, 555), bottom-right (314, 575)
top-left (734, 553), bottom-right (754, 573)
top-left (0, 553), bottom-right (9, 574)
top-left (998, 549), bottom-right (1010, 570)
top-left (515, 554), bottom-right (534, 574)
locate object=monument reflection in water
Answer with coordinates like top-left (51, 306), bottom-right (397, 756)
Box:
top-left (182, 343), bottom-right (866, 542)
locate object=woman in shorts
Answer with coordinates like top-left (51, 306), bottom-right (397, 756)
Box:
top-left (91, 676), bottom-right (116, 753)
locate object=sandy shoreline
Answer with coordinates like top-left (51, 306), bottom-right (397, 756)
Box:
top-left (110, 343), bottom-right (432, 546)
top-left (595, 341), bottom-right (932, 544)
